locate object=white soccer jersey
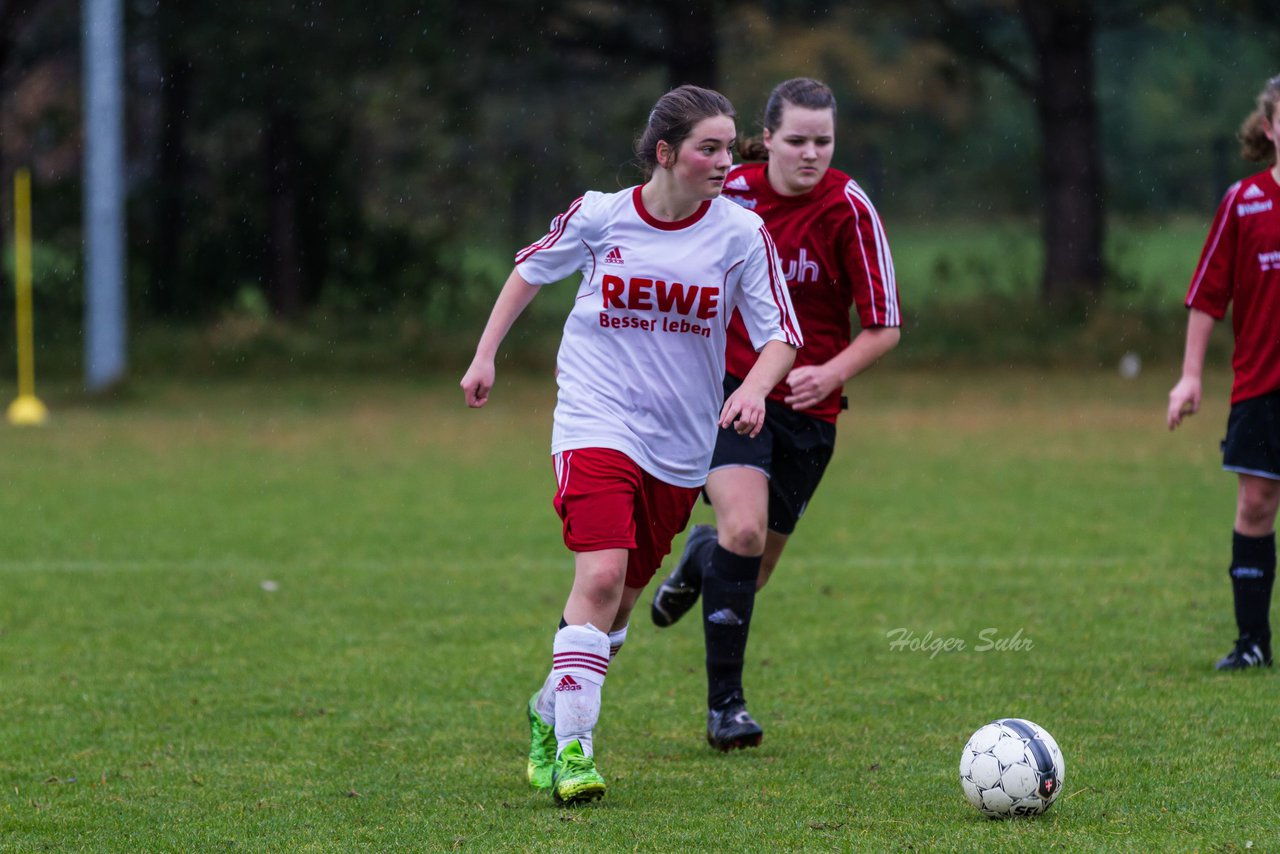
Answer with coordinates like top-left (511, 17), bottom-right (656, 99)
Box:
top-left (516, 185), bottom-right (803, 487)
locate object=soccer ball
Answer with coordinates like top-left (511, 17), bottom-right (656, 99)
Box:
top-left (959, 718), bottom-right (1065, 818)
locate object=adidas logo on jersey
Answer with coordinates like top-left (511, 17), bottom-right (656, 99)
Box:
top-left (555, 675), bottom-right (583, 692)
top-left (1243, 184), bottom-right (1266, 200)
top-left (725, 175), bottom-right (750, 191)
top-left (604, 247), bottom-right (624, 265)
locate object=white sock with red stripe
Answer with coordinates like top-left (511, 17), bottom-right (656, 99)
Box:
top-left (608, 624), bottom-right (628, 660)
top-left (534, 670), bottom-right (558, 724)
top-left (535, 622), bottom-right (627, 726)
top-left (552, 623), bottom-right (610, 758)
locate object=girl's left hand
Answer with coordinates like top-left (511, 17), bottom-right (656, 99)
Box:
top-left (719, 387), bottom-right (767, 438)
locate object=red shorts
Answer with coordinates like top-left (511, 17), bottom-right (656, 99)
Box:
top-left (552, 448), bottom-right (701, 588)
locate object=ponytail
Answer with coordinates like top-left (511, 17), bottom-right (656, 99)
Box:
top-left (1238, 74), bottom-right (1280, 165)
top-left (737, 137), bottom-right (768, 162)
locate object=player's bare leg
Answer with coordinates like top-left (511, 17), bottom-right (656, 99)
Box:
top-left (564, 547), bottom-right (628, 629)
top-left (755, 530), bottom-right (790, 591)
top-left (706, 466), bottom-right (770, 557)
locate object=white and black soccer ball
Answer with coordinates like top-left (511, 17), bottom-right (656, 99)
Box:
top-left (959, 718), bottom-right (1065, 818)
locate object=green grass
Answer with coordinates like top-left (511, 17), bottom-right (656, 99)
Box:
top-left (1, 369), bottom-right (1276, 851)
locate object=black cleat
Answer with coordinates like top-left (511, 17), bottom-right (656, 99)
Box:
top-left (651, 524), bottom-right (716, 628)
top-left (706, 699), bottom-right (764, 752)
top-left (1214, 637), bottom-right (1273, 670)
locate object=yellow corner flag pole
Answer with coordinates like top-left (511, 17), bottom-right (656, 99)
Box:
top-left (8, 168), bottom-right (48, 425)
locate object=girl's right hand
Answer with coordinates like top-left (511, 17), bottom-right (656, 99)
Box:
top-left (461, 358), bottom-right (496, 408)
top-left (1167, 376), bottom-right (1201, 430)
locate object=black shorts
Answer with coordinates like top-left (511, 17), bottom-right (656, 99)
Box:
top-left (1222, 388), bottom-right (1280, 480)
top-left (708, 374), bottom-right (837, 535)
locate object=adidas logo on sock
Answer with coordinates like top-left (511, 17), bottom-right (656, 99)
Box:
top-left (707, 608), bottom-right (743, 626)
top-left (555, 675), bottom-right (583, 692)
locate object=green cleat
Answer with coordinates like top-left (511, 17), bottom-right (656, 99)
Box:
top-left (526, 693), bottom-right (557, 790)
top-left (551, 740), bottom-right (606, 806)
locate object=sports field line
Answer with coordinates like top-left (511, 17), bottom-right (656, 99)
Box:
top-left (0, 554), bottom-right (1141, 574)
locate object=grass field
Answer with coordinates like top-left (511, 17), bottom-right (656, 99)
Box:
top-left (1, 368), bottom-right (1277, 851)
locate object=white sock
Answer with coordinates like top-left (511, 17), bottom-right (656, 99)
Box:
top-left (552, 623), bottom-right (610, 757)
top-left (535, 624), bottom-right (625, 724)
top-left (534, 669), bottom-right (557, 724)
top-left (608, 624), bottom-right (628, 660)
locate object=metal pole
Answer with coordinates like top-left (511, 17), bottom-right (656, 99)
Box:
top-left (83, 0), bottom-right (126, 392)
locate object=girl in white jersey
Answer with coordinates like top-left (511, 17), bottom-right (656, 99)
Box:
top-left (460, 84), bottom-right (801, 806)
top-left (1169, 74), bottom-right (1280, 671)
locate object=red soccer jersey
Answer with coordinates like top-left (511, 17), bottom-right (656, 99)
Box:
top-left (1186, 169), bottom-right (1280, 404)
top-left (720, 162), bottom-right (900, 422)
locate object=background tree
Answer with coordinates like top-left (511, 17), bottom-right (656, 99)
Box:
top-left (918, 0), bottom-right (1105, 308)
top-left (0, 0), bottom-right (79, 311)
top-left (3, 0), bottom-right (1278, 346)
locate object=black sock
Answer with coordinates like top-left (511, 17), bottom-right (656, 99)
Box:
top-left (702, 545), bottom-right (761, 710)
top-left (1230, 530), bottom-right (1276, 647)
top-left (681, 532), bottom-right (716, 593)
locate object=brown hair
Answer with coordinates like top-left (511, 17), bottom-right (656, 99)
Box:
top-left (634, 85), bottom-right (736, 179)
top-left (738, 78), bottom-right (837, 162)
top-left (1239, 74), bottom-right (1280, 164)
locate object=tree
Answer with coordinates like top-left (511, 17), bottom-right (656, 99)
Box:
top-left (545, 0), bottom-right (722, 90)
top-left (0, 1), bottom-right (78, 304)
top-left (923, 0), bottom-right (1105, 307)
top-left (132, 0), bottom-right (437, 320)
top-left (0, 3), bottom-right (22, 304)
top-left (1021, 2), bottom-right (1104, 307)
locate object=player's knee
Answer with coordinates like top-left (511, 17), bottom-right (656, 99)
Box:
top-left (579, 560), bottom-right (627, 594)
top-left (1238, 483), bottom-right (1280, 531)
top-left (719, 518), bottom-right (767, 557)
top-left (1238, 500), bottom-right (1277, 532)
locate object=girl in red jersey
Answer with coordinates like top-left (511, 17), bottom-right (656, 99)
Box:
top-left (649, 78), bottom-right (901, 748)
top-left (1168, 74), bottom-right (1280, 671)
top-left (460, 85), bottom-right (801, 805)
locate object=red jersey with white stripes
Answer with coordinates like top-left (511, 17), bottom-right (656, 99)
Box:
top-left (721, 163), bottom-right (900, 422)
top-left (515, 186), bottom-right (802, 488)
top-left (1186, 169), bottom-right (1280, 404)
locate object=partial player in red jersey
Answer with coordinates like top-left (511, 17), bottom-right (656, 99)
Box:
top-left (460, 85), bottom-right (800, 805)
top-left (1168, 74), bottom-right (1280, 671)
top-left (650, 78), bottom-right (901, 749)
